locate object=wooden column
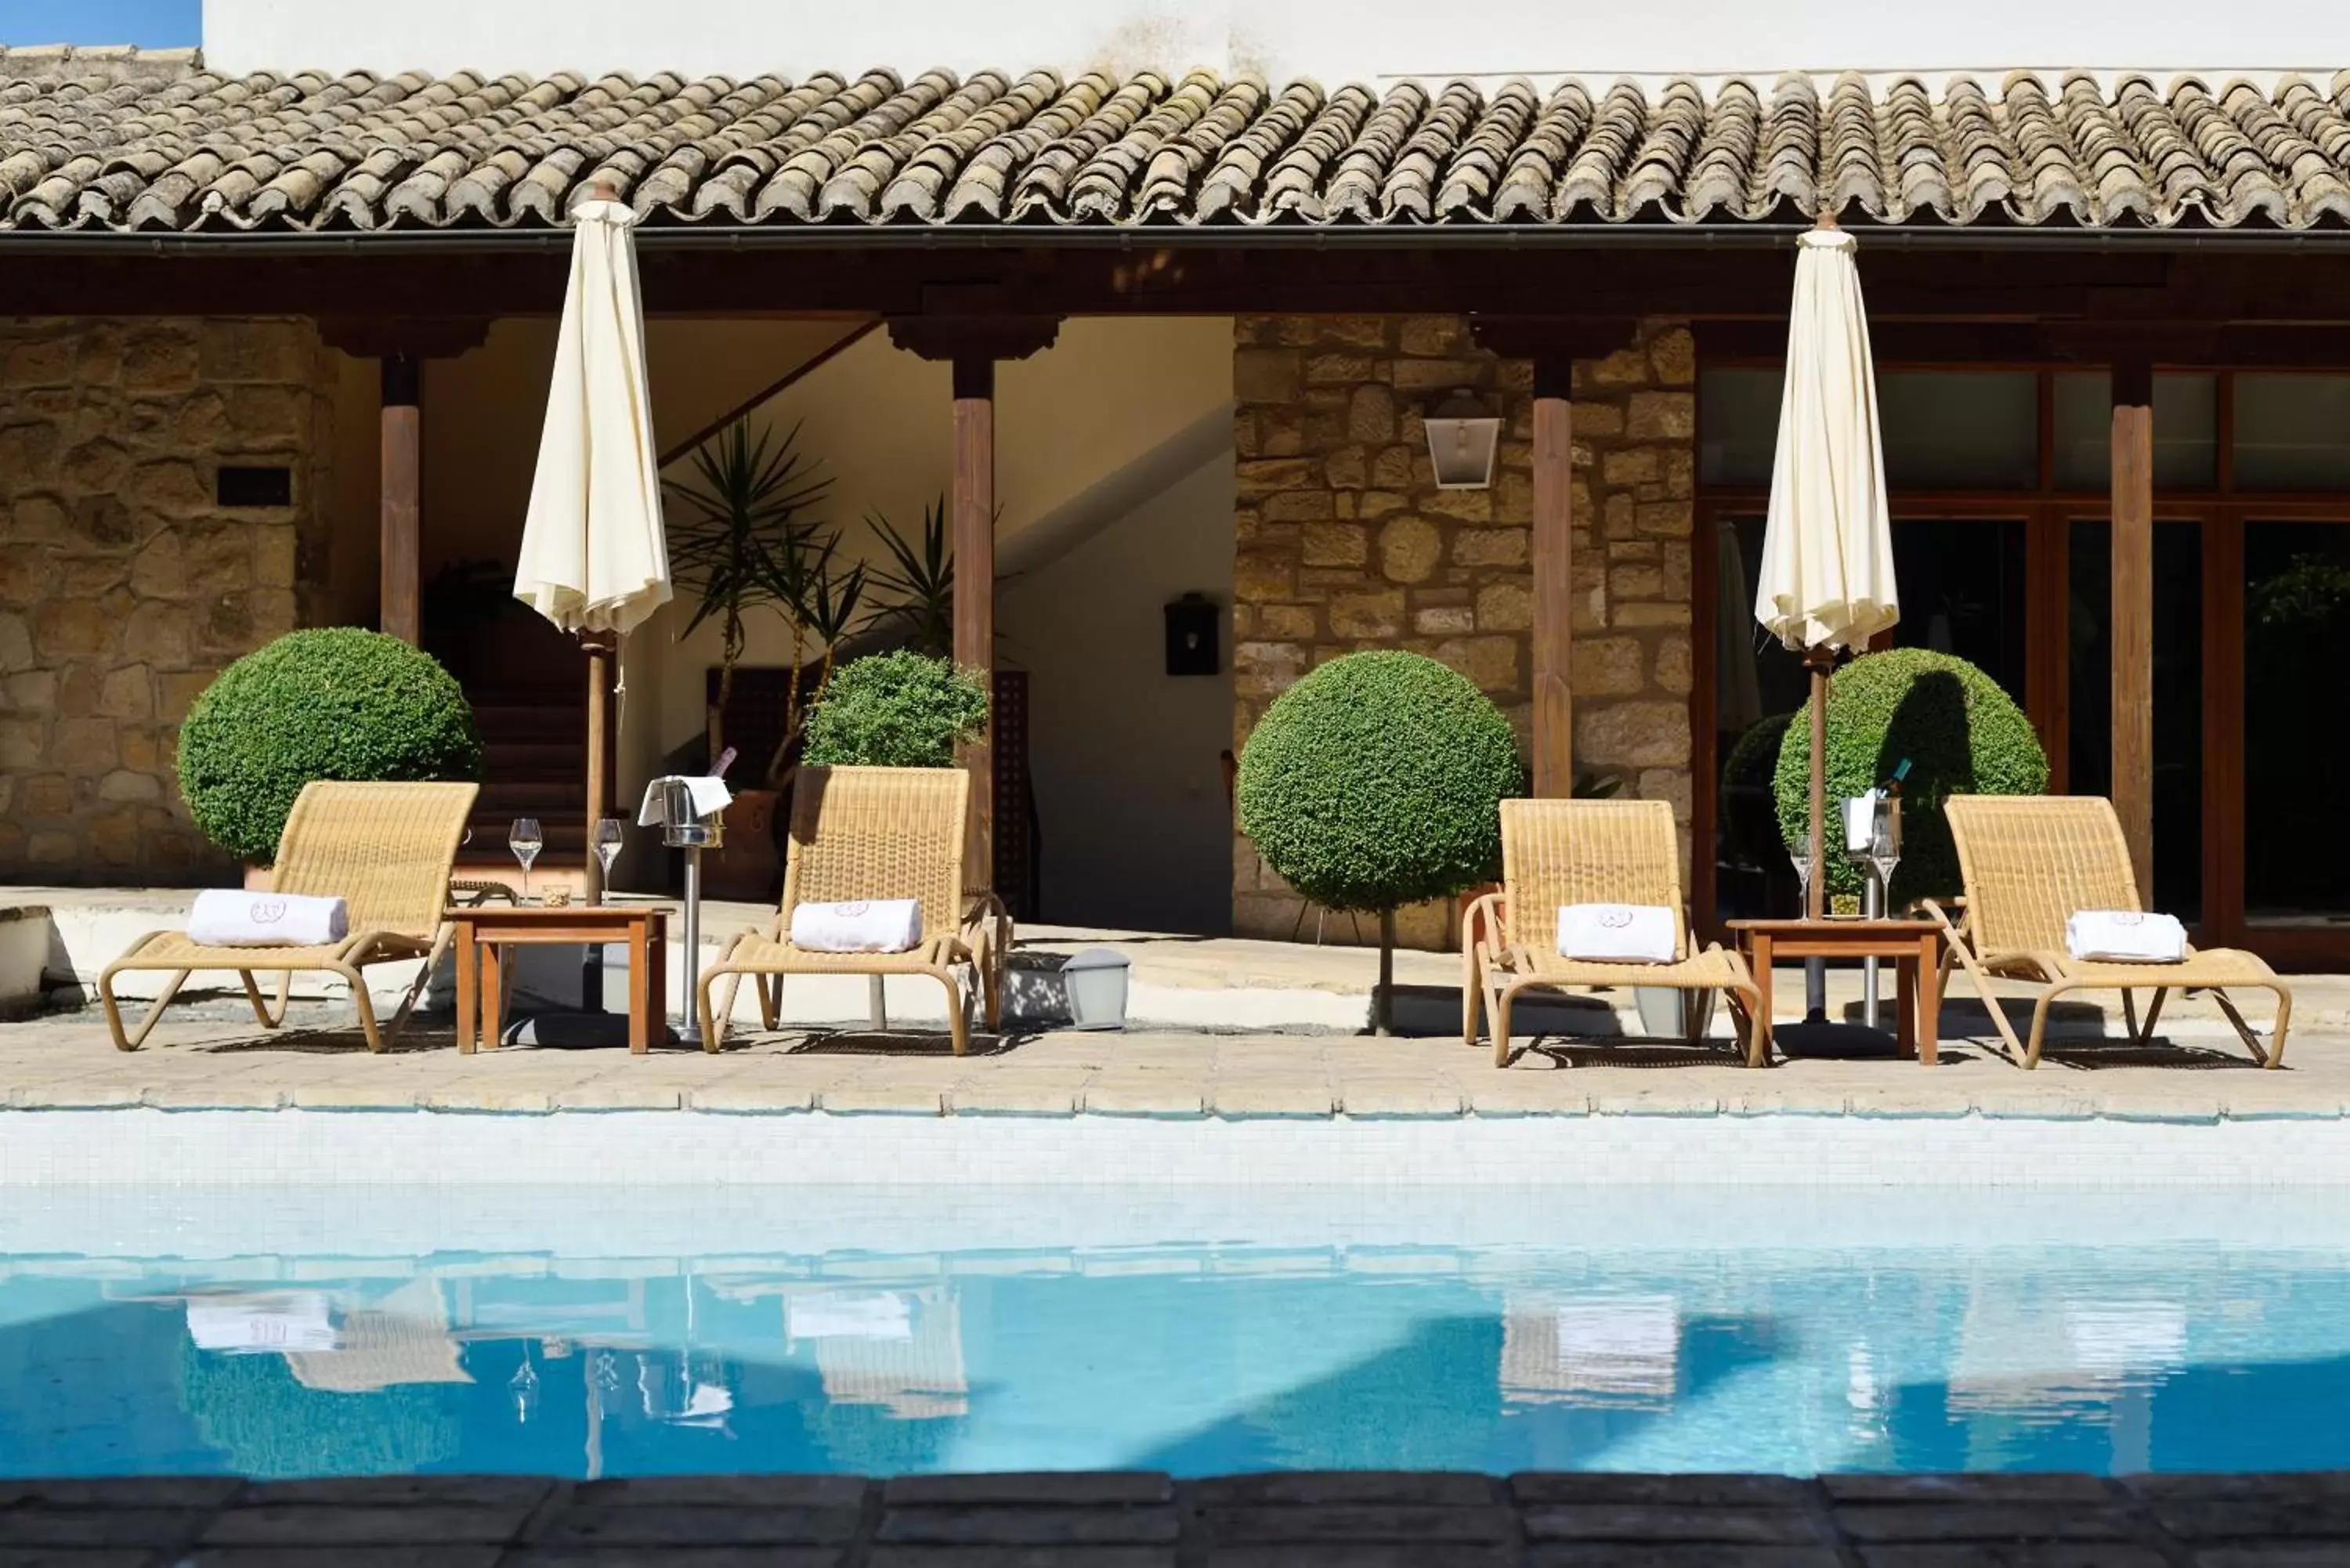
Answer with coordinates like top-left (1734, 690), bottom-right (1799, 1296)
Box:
top-left (1529, 354), bottom-right (1575, 797)
top-left (379, 354), bottom-right (422, 645)
top-left (1471, 317), bottom-right (1632, 799)
top-left (952, 354), bottom-right (998, 886)
top-left (583, 630), bottom-right (618, 902)
top-left (886, 312), bottom-right (1061, 892)
top-left (2110, 361), bottom-right (2156, 897)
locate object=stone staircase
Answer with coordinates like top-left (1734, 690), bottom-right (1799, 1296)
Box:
top-left (457, 684), bottom-right (589, 891)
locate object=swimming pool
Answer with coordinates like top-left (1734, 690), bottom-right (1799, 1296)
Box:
top-left (4, 1185), bottom-right (2347, 1478)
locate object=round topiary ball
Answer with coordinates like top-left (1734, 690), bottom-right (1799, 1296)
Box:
top-left (1237, 651), bottom-right (1525, 913)
top-left (178, 627), bottom-right (483, 864)
top-left (1773, 647), bottom-right (2048, 904)
top-left (801, 651), bottom-right (989, 769)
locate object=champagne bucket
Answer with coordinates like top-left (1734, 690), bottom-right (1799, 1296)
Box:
top-left (659, 780), bottom-right (724, 849)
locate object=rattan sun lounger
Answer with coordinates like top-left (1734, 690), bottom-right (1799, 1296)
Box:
top-left (1930, 794), bottom-right (2292, 1068)
top-left (1466, 798), bottom-right (1763, 1068)
top-left (98, 780), bottom-right (478, 1053)
top-left (695, 765), bottom-right (1008, 1054)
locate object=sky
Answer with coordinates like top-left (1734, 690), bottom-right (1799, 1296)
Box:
top-left (1, 0), bottom-right (200, 47)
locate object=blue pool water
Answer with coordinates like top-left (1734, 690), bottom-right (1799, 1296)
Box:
top-left (2, 1185), bottom-right (2348, 1478)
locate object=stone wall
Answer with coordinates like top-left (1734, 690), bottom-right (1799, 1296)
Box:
top-left (0, 317), bottom-right (335, 882)
top-left (1229, 314), bottom-right (1695, 947)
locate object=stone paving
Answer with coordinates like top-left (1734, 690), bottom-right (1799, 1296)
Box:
top-left (0, 1469), bottom-right (2345, 1565)
top-left (0, 995), bottom-right (2344, 1122)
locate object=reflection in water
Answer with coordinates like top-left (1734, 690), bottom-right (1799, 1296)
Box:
top-left (3, 1241), bottom-right (2349, 1478)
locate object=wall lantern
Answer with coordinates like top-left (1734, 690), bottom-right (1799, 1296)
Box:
top-left (1163, 592), bottom-right (1220, 677)
top-left (1423, 388), bottom-right (1502, 490)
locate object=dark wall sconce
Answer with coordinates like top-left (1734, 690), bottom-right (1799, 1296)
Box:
top-left (1164, 592), bottom-right (1220, 677)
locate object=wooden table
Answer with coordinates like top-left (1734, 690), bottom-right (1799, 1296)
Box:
top-left (450, 905), bottom-right (669, 1054)
top-left (1728, 918), bottom-right (1944, 1066)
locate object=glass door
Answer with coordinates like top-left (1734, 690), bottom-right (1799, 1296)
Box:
top-left (2241, 522), bottom-right (2350, 931)
top-left (2067, 520), bottom-right (2205, 924)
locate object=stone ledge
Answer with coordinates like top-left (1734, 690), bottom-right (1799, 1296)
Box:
top-left (4, 1471), bottom-right (2345, 1560)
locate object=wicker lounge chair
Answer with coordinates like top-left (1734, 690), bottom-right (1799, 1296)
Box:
top-left (1466, 798), bottom-right (1764, 1067)
top-left (1931, 794), bottom-right (2291, 1068)
top-left (695, 765), bottom-right (1007, 1054)
top-left (98, 780), bottom-right (478, 1053)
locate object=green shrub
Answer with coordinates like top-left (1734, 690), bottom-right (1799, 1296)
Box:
top-left (800, 651), bottom-right (989, 768)
top-left (1773, 647), bottom-right (2048, 903)
top-left (177, 628), bottom-right (483, 864)
top-left (1238, 651), bottom-right (1524, 915)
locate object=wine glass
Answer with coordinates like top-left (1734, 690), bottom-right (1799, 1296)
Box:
top-left (509, 818), bottom-right (543, 901)
top-left (1789, 844), bottom-right (1813, 918)
top-left (593, 818), bottom-right (625, 901)
top-left (1868, 811), bottom-right (1902, 915)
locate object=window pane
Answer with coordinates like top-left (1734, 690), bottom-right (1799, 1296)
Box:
top-left (1876, 372), bottom-right (2038, 490)
top-left (1702, 369), bottom-right (2041, 490)
top-left (1698, 368), bottom-right (1783, 487)
top-left (2235, 375), bottom-right (2350, 491)
top-left (2244, 523), bottom-right (2350, 924)
top-left (2052, 374), bottom-right (2218, 491)
top-left (1887, 518), bottom-right (2030, 703)
top-left (2068, 521), bottom-right (2204, 923)
top-left (1712, 515), bottom-right (1813, 922)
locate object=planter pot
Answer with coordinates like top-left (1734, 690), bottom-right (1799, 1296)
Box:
top-left (1635, 986), bottom-right (1716, 1041)
top-left (705, 789), bottom-right (780, 902)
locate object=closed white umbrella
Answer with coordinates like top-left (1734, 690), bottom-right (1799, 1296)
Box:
top-left (515, 179), bottom-right (672, 901)
top-left (516, 186), bottom-right (671, 634)
top-left (1753, 219), bottom-right (1899, 919)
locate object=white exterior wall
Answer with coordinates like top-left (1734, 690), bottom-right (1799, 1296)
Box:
top-left (611, 317), bottom-right (1237, 927)
top-left (206, 0), bottom-right (2350, 85)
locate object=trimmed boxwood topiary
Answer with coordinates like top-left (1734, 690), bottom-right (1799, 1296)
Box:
top-left (1237, 651), bottom-right (1525, 1029)
top-left (1773, 647), bottom-right (2048, 905)
top-left (800, 650), bottom-right (989, 769)
top-left (177, 627), bottom-right (483, 864)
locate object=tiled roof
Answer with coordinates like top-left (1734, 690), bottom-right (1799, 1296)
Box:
top-left (7, 50), bottom-right (2350, 234)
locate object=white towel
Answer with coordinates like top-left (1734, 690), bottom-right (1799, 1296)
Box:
top-left (637, 774), bottom-right (733, 827)
top-left (188, 889), bottom-right (349, 947)
top-left (185, 1292), bottom-right (338, 1353)
top-left (789, 898), bottom-right (923, 954)
top-left (2066, 909), bottom-right (2187, 963)
top-left (1556, 903), bottom-right (1678, 964)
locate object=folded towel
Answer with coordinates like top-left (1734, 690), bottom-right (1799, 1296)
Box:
top-left (637, 775), bottom-right (733, 828)
top-left (1556, 903), bottom-right (1678, 964)
top-left (790, 898), bottom-right (923, 954)
top-left (185, 1292), bottom-right (338, 1353)
top-left (2066, 909), bottom-right (2187, 963)
top-left (188, 889), bottom-right (349, 948)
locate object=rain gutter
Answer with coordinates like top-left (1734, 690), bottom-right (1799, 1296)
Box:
top-left (1, 222), bottom-right (2346, 256)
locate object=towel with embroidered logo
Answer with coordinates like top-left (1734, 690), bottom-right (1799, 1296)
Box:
top-left (2066, 910), bottom-right (2187, 963)
top-left (789, 898), bottom-right (923, 954)
top-left (1555, 903), bottom-right (1678, 964)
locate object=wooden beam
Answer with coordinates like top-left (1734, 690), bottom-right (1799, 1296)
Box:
top-left (952, 354), bottom-right (997, 890)
top-left (2110, 360), bottom-right (2156, 897)
top-left (1529, 355), bottom-right (1575, 798)
top-left (379, 355), bottom-right (422, 645)
top-left (887, 314), bottom-right (1059, 892)
top-left (1465, 320), bottom-right (1636, 800)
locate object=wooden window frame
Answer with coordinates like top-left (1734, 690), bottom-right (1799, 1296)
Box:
top-left (1691, 365), bottom-right (2350, 969)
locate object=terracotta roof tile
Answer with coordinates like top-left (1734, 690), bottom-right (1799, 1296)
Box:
top-left (7, 53), bottom-right (2350, 233)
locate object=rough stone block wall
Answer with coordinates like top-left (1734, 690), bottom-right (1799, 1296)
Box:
top-left (1229, 315), bottom-right (1695, 948)
top-left (0, 317), bottom-right (334, 883)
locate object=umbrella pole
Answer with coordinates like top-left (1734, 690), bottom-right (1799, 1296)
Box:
top-left (1805, 645), bottom-right (1833, 1021)
top-left (584, 631), bottom-right (616, 1013)
top-left (1805, 646), bottom-right (1831, 921)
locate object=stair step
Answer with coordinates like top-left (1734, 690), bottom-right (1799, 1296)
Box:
top-left (479, 740), bottom-right (585, 768)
